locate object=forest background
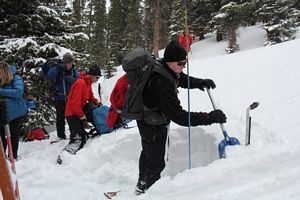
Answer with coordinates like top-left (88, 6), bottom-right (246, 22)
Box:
top-left (0, 0), bottom-right (299, 133)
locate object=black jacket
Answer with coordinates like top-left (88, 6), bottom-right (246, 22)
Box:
top-left (143, 59), bottom-right (210, 126)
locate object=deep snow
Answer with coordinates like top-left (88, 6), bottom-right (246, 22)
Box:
top-left (1, 25), bottom-right (300, 200)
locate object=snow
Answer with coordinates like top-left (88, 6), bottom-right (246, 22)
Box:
top-left (2, 25), bottom-right (300, 200)
top-left (37, 6), bottom-right (59, 16)
top-left (0, 38), bottom-right (38, 53)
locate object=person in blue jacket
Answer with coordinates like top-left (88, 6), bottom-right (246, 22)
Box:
top-left (0, 61), bottom-right (28, 159)
top-left (47, 52), bottom-right (79, 140)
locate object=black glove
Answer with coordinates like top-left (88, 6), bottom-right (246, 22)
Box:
top-left (81, 119), bottom-right (90, 129)
top-left (198, 79), bottom-right (216, 91)
top-left (208, 110), bottom-right (227, 124)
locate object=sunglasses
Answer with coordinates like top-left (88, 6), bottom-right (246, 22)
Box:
top-left (177, 60), bottom-right (187, 66)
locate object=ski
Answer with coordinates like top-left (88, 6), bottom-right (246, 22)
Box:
top-left (103, 191), bottom-right (120, 199)
top-left (50, 140), bottom-right (62, 144)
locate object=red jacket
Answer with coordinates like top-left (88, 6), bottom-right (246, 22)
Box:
top-left (178, 32), bottom-right (193, 52)
top-left (65, 71), bottom-right (98, 118)
top-left (106, 74), bottom-right (128, 128)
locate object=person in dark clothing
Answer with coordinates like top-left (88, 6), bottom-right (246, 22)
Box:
top-left (135, 41), bottom-right (227, 195)
top-left (0, 61), bottom-right (28, 160)
top-left (47, 52), bottom-right (79, 140)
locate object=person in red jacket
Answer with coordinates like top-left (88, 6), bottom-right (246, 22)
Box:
top-left (59, 64), bottom-right (102, 158)
top-left (178, 31), bottom-right (193, 52)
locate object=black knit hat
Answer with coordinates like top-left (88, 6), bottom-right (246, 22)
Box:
top-left (88, 64), bottom-right (101, 76)
top-left (164, 40), bottom-right (187, 62)
top-left (63, 52), bottom-right (75, 63)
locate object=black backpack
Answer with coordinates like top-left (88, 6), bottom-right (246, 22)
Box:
top-left (40, 58), bottom-right (62, 78)
top-left (122, 47), bottom-right (175, 124)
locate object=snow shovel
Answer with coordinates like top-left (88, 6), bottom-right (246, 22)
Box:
top-left (206, 88), bottom-right (240, 159)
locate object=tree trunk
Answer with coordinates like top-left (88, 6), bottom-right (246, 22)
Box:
top-left (199, 31), bottom-right (205, 40)
top-left (216, 29), bottom-right (223, 42)
top-left (153, 0), bottom-right (160, 58)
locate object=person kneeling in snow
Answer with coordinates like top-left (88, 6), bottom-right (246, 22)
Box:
top-left (62, 64), bottom-right (102, 155)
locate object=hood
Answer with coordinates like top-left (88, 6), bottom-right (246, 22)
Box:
top-left (79, 70), bottom-right (92, 85)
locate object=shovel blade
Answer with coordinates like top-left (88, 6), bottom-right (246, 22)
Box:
top-left (218, 137), bottom-right (240, 159)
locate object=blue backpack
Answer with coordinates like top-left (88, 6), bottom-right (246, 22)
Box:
top-left (93, 105), bottom-right (113, 134)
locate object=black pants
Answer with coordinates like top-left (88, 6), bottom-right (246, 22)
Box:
top-left (0, 117), bottom-right (23, 159)
top-left (64, 103), bottom-right (96, 154)
top-left (54, 100), bottom-right (67, 139)
top-left (137, 120), bottom-right (168, 190)
top-left (67, 115), bottom-right (86, 144)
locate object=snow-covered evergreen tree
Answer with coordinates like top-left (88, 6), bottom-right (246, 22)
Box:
top-left (90, 0), bottom-right (107, 66)
top-left (0, 1), bottom-right (89, 131)
top-left (190, 0), bottom-right (214, 40)
top-left (123, 0), bottom-right (143, 52)
top-left (107, 0), bottom-right (127, 66)
top-left (213, 2), bottom-right (246, 53)
top-left (256, 0), bottom-right (297, 45)
top-left (169, 0), bottom-right (185, 40)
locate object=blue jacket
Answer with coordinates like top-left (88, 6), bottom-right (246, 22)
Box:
top-left (0, 65), bottom-right (28, 122)
top-left (47, 64), bottom-right (79, 100)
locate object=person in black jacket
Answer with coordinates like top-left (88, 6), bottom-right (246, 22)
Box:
top-left (135, 41), bottom-right (227, 195)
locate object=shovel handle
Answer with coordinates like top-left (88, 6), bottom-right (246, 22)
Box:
top-left (206, 88), bottom-right (230, 141)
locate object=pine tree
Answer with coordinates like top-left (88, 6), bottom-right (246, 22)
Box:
top-left (190, 0), bottom-right (214, 40)
top-left (256, 0), bottom-right (297, 45)
top-left (0, 1), bottom-right (90, 131)
top-left (160, 0), bottom-right (172, 49)
top-left (143, 0), bottom-right (171, 53)
top-left (291, 0), bottom-right (300, 25)
top-left (144, 0), bottom-right (155, 52)
top-left (123, 0), bottom-right (143, 52)
top-left (107, 0), bottom-right (127, 65)
top-left (73, 0), bottom-right (82, 24)
top-left (213, 2), bottom-right (246, 53)
top-left (90, 0), bottom-right (107, 66)
top-left (169, 0), bottom-right (185, 40)
top-left (153, 0), bottom-right (161, 58)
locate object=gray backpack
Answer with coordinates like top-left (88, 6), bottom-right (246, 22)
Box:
top-left (122, 47), bottom-right (175, 125)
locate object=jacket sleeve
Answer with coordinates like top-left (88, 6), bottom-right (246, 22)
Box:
top-left (178, 72), bottom-right (203, 89)
top-left (69, 81), bottom-right (85, 118)
top-left (149, 74), bottom-right (210, 126)
top-left (47, 67), bottom-right (59, 88)
top-left (0, 75), bottom-right (24, 98)
top-left (89, 90), bottom-right (98, 105)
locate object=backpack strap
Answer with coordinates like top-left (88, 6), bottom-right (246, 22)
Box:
top-left (152, 61), bottom-right (178, 88)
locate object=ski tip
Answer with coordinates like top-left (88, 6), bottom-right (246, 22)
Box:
top-left (56, 155), bottom-right (62, 165)
top-left (103, 191), bottom-right (120, 199)
top-left (104, 192), bottom-right (112, 199)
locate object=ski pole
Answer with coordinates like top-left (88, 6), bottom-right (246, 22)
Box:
top-left (183, 0), bottom-right (192, 169)
top-left (98, 83), bottom-right (102, 102)
top-left (245, 102), bottom-right (259, 145)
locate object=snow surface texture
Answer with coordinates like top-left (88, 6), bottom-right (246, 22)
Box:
top-left (1, 26), bottom-right (300, 200)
